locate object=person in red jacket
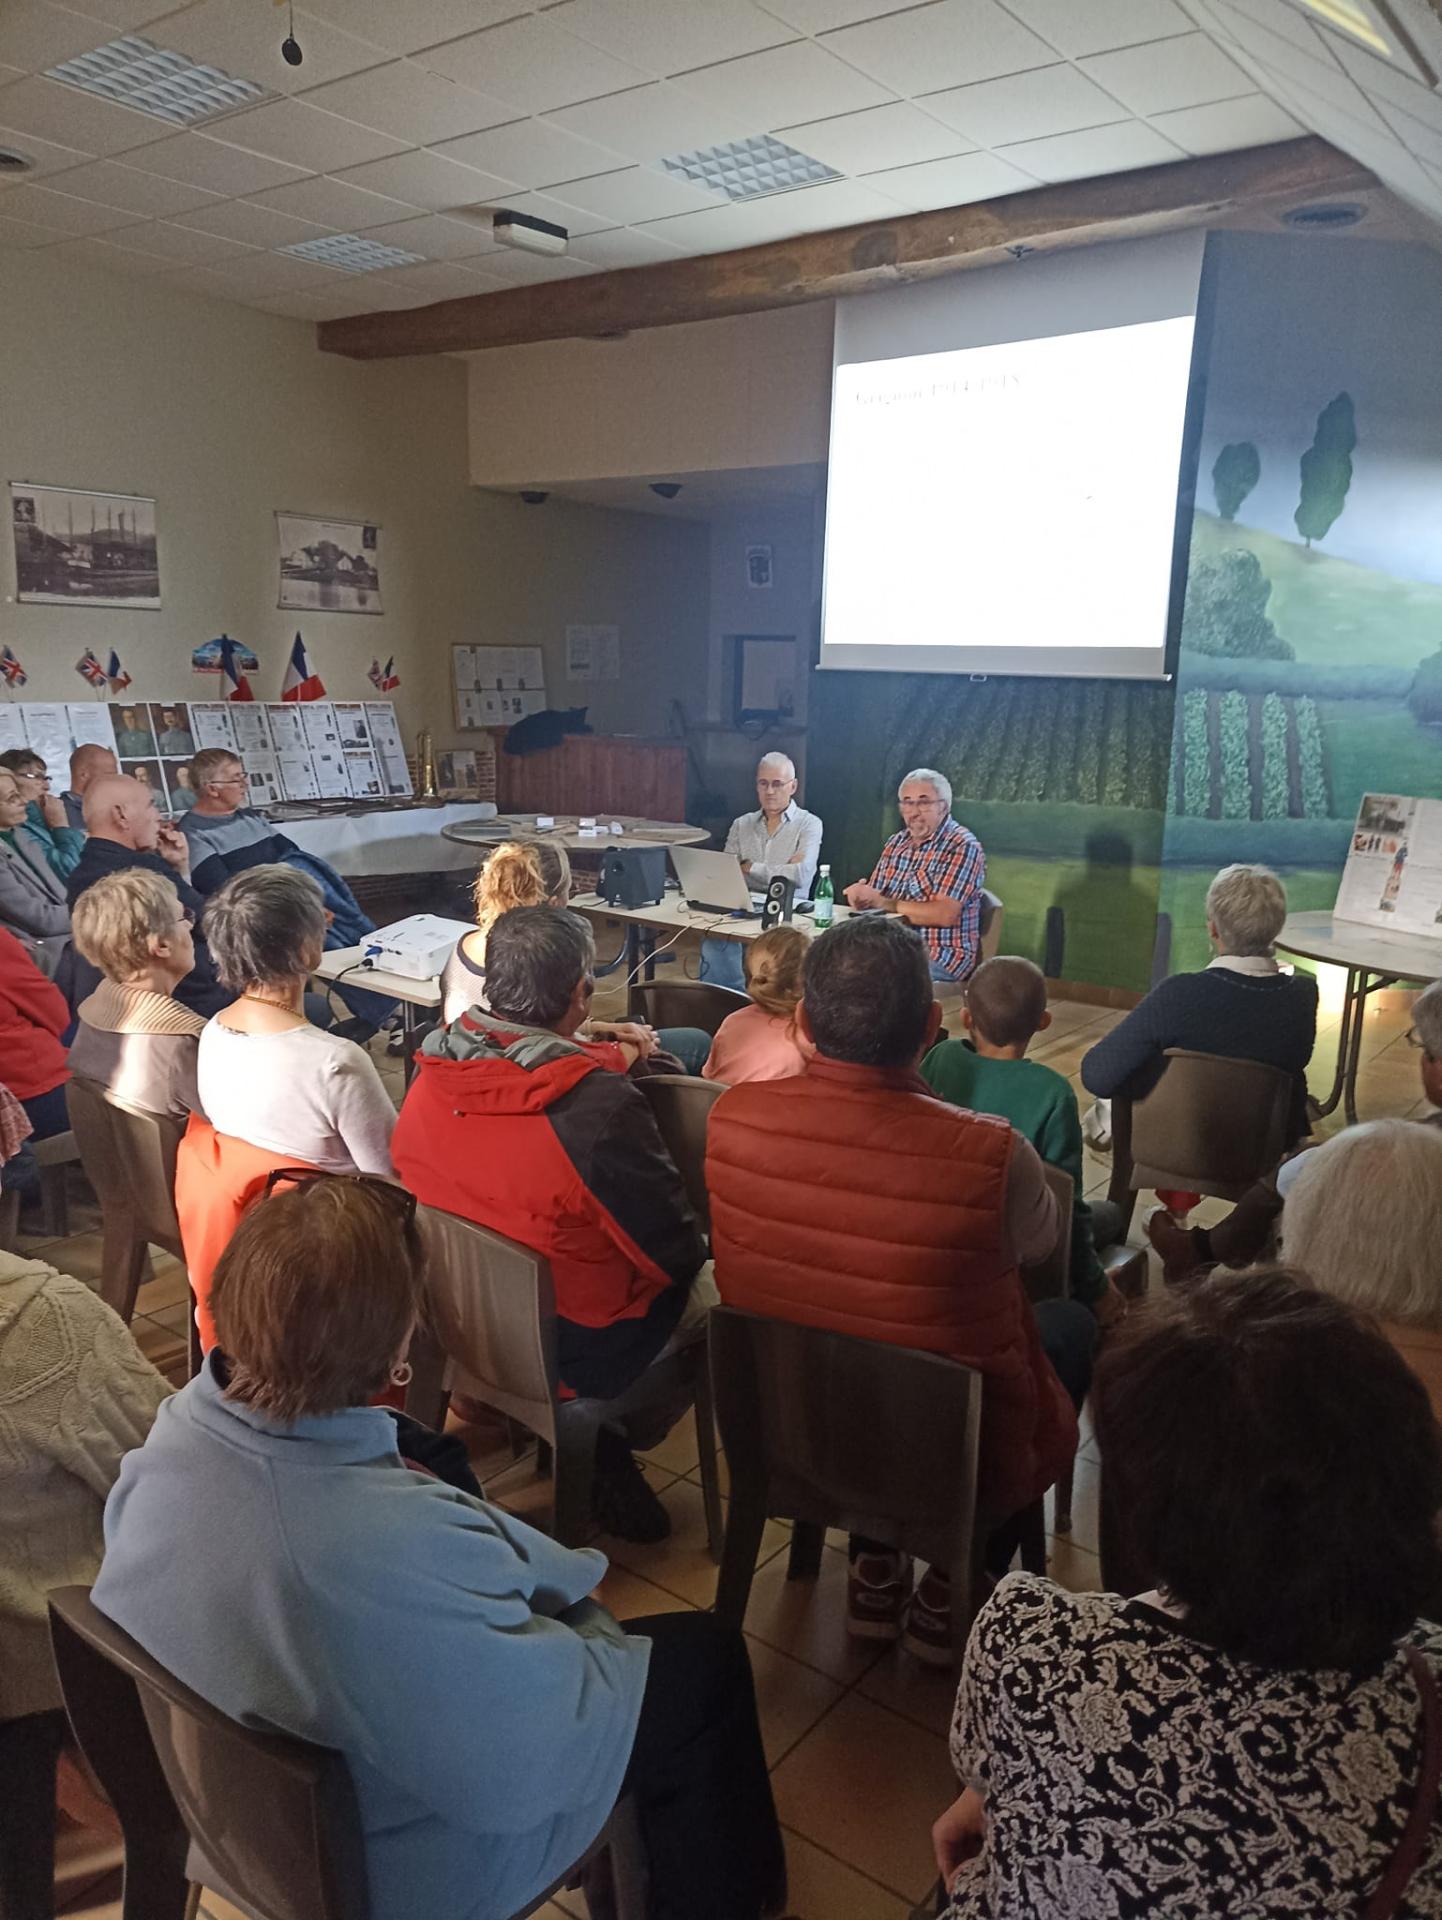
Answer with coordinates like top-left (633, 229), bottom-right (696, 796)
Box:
top-left (707, 914), bottom-right (1095, 1662)
top-left (0, 926), bottom-right (69, 1140)
top-left (392, 906), bottom-right (712, 1546)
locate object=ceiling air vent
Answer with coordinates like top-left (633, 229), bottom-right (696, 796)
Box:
top-left (1282, 202), bottom-right (1367, 230)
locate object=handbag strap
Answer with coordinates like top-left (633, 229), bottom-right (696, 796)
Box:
top-left (1364, 1647), bottom-right (1442, 1920)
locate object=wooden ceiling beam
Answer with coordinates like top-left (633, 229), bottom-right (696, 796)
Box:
top-left (317, 137), bottom-right (1373, 360)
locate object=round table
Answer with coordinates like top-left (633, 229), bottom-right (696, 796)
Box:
top-left (1277, 909), bottom-right (1441, 1125)
top-left (441, 814), bottom-right (710, 853)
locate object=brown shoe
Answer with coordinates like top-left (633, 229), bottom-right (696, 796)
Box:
top-left (1145, 1207), bottom-right (1210, 1284)
top-left (901, 1569), bottom-right (955, 1667)
top-left (847, 1550), bottom-right (910, 1640)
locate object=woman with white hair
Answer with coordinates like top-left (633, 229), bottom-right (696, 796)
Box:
top-left (1284, 1117), bottom-right (1442, 1418)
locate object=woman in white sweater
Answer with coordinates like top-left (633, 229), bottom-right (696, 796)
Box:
top-left (197, 865), bottom-right (396, 1177)
top-left (0, 1249), bottom-right (170, 1918)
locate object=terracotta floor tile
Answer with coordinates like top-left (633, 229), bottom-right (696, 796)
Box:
top-left (770, 1693), bottom-right (954, 1902)
top-left (635, 1407), bottom-right (701, 1478)
top-left (133, 1260), bottom-right (190, 1315)
top-left (856, 1641), bottom-right (960, 1739)
top-left (1047, 1535), bottom-right (1105, 1595)
top-left (742, 1543), bottom-right (888, 1686)
top-left (594, 1563), bottom-right (696, 1621)
top-left (128, 1315), bottom-right (187, 1371)
top-left (780, 1828), bottom-right (915, 1920)
top-left (597, 1480), bottom-right (785, 1610)
top-left (45, 1230), bottom-right (105, 1283)
top-left (744, 1633), bottom-right (846, 1766)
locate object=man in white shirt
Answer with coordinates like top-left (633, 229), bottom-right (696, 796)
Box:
top-left (700, 753), bottom-right (823, 989)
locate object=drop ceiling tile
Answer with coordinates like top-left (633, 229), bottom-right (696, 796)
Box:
top-left (633, 196), bottom-right (805, 251)
top-left (677, 38), bottom-right (892, 132)
top-left (354, 211), bottom-right (502, 260)
top-left (24, 156), bottom-right (222, 216)
top-left (0, 1), bottom-right (119, 70)
top-left (420, 15), bottom-right (651, 114)
top-left (1212, 0), bottom-right (1335, 60)
top-left (776, 100), bottom-right (972, 173)
top-left (0, 179), bottom-right (148, 234)
top-left (297, 61), bottom-right (519, 144)
top-left (248, 173), bottom-right (417, 229)
top-left (479, 187), bottom-right (616, 234)
top-left (998, 116), bottom-right (1185, 180)
top-left (0, 61), bottom-right (24, 85)
top-left (548, 81), bottom-right (754, 161)
top-left (333, 148), bottom-right (517, 211)
top-left (1214, 16), bottom-right (1391, 132)
top-left (549, 0), bottom-right (794, 78)
top-left (543, 164), bottom-right (725, 223)
top-left (474, 246), bottom-right (597, 282)
top-left (156, 2), bottom-right (393, 97)
top-left (1080, 32), bottom-right (1252, 114)
top-left (754, 0), bottom-right (926, 30)
top-left (1149, 90), bottom-right (1302, 152)
top-left (301, 0), bottom-right (532, 57)
top-left (193, 249), bottom-right (347, 294)
top-left (821, 1), bottom-right (1054, 96)
top-left (1329, 35), bottom-right (1442, 124)
top-left (49, 233), bottom-right (186, 274)
top-left (121, 131), bottom-right (310, 195)
top-left (70, 0), bottom-right (188, 24)
top-left (208, 98), bottom-right (408, 173)
top-left (87, 216), bottom-right (258, 263)
top-left (433, 116), bottom-right (629, 189)
top-left (923, 62), bottom-right (1128, 145)
top-left (999, 0), bottom-right (1192, 59)
top-left (0, 125), bottom-right (94, 181)
top-left (568, 222), bottom-right (693, 265)
top-left (0, 75), bottom-right (171, 157)
top-left (865, 147), bottom-right (1038, 208)
top-left (175, 198), bottom-right (335, 248)
top-left (0, 208), bottom-right (63, 245)
top-left (758, 173), bottom-right (902, 230)
top-left (365, 259), bottom-right (511, 300)
top-left (1373, 95), bottom-right (1442, 170)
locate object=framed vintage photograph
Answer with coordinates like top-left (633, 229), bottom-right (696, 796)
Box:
top-left (150, 701), bottom-right (195, 757)
top-left (276, 511), bottom-right (382, 616)
top-left (11, 483), bottom-right (160, 607)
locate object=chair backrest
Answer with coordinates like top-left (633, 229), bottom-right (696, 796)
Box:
top-left (1125, 1047), bottom-right (1296, 1198)
top-left (416, 1204), bottom-right (560, 1444)
top-left (68, 1075), bottom-right (185, 1252)
top-left (49, 1587), bottom-right (368, 1920)
top-left (978, 889), bottom-right (1005, 963)
top-left (631, 977), bottom-right (749, 1038)
top-left (708, 1306), bottom-right (982, 1572)
top-left (635, 1075), bottom-right (726, 1230)
top-left (1022, 1162), bottom-right (1074, 1304)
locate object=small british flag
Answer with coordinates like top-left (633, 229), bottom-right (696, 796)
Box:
top-left (76, 649), bottom-right (109, 689)
top-left (0, 647), bottom-right (26, 688)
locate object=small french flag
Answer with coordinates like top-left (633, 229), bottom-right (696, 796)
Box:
top-left (281, 633), bottom-right (326, 703)
top-left (106, 648), bottom-right (132, 695)
top-left (216, 634), bottom-right (254, 704)
top-left (379, 656), bottom-right (399, 692)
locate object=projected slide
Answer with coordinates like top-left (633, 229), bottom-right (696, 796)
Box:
top-left (820, 314), bottom-right (1197, 680)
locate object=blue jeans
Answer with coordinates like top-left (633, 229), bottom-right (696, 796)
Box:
top-left (930, 956), bottom-right (966, 984)
top-left (699, 937), bottom-right (746, 991)
top-left (658, 1027), bottom-right (711, 1076)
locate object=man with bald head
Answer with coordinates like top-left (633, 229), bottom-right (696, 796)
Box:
top-left (700, 752), bottom-right (824, 989)
top-left (61, 743), bottom-right (118, 831)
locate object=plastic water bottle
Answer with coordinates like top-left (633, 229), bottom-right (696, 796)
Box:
top-left (813, 864), bottom-right (834, 929)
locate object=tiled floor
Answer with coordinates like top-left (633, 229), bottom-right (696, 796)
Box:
top-left (39, 965), bottom-right (1431, 1918)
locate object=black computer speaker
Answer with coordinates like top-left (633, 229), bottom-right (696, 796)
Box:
top-left (761, 873), bottom-right (795, 929)
top-left (599, 845), bottom-right (668, 909)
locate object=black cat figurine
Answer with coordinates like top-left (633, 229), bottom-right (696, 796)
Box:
top-left (502, 706), bottom-right (593, 757)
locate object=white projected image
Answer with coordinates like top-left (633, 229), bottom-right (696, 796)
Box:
top-left (820, 314), bottom-right (1197, 679)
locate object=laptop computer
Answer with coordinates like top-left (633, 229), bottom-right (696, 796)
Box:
top-left (670, 845), bottom-right (765, 914)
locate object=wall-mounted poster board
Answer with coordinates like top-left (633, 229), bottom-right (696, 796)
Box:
top-left (452, 644), bottom-right (546, 730)
top-left (1334, 793), bottom-right (1442, 940)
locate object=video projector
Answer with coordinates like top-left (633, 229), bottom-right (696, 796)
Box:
top-left (362, 914), bottom-right (472, 982)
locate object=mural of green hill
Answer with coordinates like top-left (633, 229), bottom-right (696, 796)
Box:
top-left (1188, 510), bottom-right (1442, 667)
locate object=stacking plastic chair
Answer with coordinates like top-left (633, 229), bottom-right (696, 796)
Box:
top-left (635, 1074), bottom-right (726, 1232)
top-left (1105, 1047), bottom-right (1297, 1234)
top-left (66, 1076), bottom-right (188, 1329)
top-left (31, 1128), bottom-right (82, 1238)
top-left (630, 977), bottom-right (748, 1035)
top-left (410, 1205), bottom-right (723, 1555)
top-left (709, 1306), bottom-right (989, 1665)
top-left (1022, 1161), bottom-right (1074, 1306)
top-left (0, 1185), bottom-right (18, 1252)
top-left (978, 888), bottom-right (1005, 963)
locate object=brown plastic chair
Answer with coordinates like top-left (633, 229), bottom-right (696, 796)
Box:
top-left (32, 1127), bottom-right (82, 1237)
top-left (1022, 1162), bottom-right (1073, 1305)
top-left (1106, 1047), bottom-right (1296, 1233)
top-left (709, 1306), bottom-right (989, 1664)
top-left (629, 977), bottom-right (749, 1035)
top-left (0, 1186), bottom-right (18, 1252)
top-left (410, 1205), bottom-right (723, 1556)
top-left (978, 888), bottom-right (1005, 963)
top-left (635, 1074), bottom-right (726, 1231)
top-left (67, 1076), bottom-right (188, 1328)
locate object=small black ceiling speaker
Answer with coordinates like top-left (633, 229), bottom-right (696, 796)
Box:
top-left (650, 482), bottom-right (682, 500)
top-left (519, 490), bottom-right (549, 506)
top-left (281, 32), bottom-right (303, 63)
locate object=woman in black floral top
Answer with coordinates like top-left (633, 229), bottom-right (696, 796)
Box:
top-left (935, 1269), bottom-right (1442, 1919)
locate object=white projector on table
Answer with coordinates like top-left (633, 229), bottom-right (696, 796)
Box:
top-left (363, 915), bottom-right (471, 982)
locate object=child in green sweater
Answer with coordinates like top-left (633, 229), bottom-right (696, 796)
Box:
top-left (922, 956), bottom-right (1122, 1324)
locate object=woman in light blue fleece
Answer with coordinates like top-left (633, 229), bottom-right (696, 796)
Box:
top-left (92, 1174), bottom-right (783, 1920)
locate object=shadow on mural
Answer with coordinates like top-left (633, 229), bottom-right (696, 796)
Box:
top-left (809, 231), bottom-right (1442, 991)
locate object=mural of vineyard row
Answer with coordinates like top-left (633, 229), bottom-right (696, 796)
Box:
top-left (1168, 690), bottom-right (1328, 822)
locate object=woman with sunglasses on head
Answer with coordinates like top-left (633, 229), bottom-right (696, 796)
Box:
top-left (93, 1176), bottom-right (785, 1920)
top-left (0, 749), bottom-right (84, 884)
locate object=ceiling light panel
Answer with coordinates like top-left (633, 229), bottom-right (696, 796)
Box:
top-left (46, 35), bottom-right (269, 128)
top-left (661, 133), bottom-right (841, 200)
top-left (278, 232), bottom-right (426, 274)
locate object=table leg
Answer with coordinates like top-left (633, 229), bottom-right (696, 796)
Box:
top-left (400, 1002), bottom-right (426, 1089)
top-left (1313, 964), bottom-right (1361, 1119)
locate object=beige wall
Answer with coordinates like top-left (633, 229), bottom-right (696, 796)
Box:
top-left (0, 248), bottom-right (709, 756)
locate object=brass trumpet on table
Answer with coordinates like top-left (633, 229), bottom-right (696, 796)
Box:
top-left (416, 726), bottom-right (438, 798)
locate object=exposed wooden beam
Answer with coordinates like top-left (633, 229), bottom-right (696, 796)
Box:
top-left (319, 137), bottom-right (1373, 360)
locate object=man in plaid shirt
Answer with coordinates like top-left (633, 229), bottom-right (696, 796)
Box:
top-left (844, 767), bottom-right (985, 984)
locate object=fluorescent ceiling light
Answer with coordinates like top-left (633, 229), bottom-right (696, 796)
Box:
top-left (661, 134), bottom-right (840, 202)
top-left (279, 234), bottom-right (427, 274)
top-left (1292, 0), bottom-right (1437, 80)
top-left (46, 34), bottom-right (268, 127)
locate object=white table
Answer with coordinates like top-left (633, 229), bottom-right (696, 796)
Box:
top-left (1277, 909), bottom-right (1441, 1125)
top-left (311, 943), bottom-right (442, 1083)
top-left (570, 891), bottom-right (854, 992)
top-left (279, 802), bottom-right (499, 878)
top-left (442, 814), bottom-right (709, 854)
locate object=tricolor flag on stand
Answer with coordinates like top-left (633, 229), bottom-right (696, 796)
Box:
top-left (76, 649), bottom-right (108, 690)
top-left (217, 634), bottom-right (255, 703)
top-left (281, 634), bottom-right (326, 702)
top-left (379, 656), bottom-right (398, 692)
top-left (106, 649), bottom-right (132, 695)
top-left (0, 647), bottom-right (26, 688)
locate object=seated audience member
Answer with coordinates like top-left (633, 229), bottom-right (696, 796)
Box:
top-left (60, 742), bottom-right (118, 833)
top-left (0, 748), bottom-right (84, 881)
top-left (707, 915), bottom-right (1092, 1659)
top-left (394, 907), bottom-right (711, 1542)
top-left (923, 957), bottom-right (1122, 1324)
top-left (93, 1178), bottom-right (784, 1920)
top-left (69, 775), bottom-right (231, 1019)
top-left (934, 1269), bottom-right (1442, 1918)
top-left (68, 869), bottom-right (206, 1119)
top-left (0, 1243), bottom-right (169, 1920)
top-left (1284, 1118), bottom-right (1442, 1420)
top-left (0, 925), bottom-right (70, 1141)
top-left (1082, 863), bottom-right (1317, 1272)
top-left (700, 754), bottom-right (823, 990)
top-left (703, 925), bottom-right (814, 1084)
top-left (198, 866), bottom-right (395, 1177)
top-left (843, 769), bottom-right (985, 986)
top-left (0, 1082), bottom-right (36, 1203)
top-left (180, 750), bottom-right (395, 1035)
top-left (0, 768), bottom-right (71, 947)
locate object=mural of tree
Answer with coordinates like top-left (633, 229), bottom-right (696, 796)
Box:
top-left (1181, 550), bottom-right (1294, 660)
top-left (1295, 392), bottom-right (1356, 548)
top-left (1407, 645), bottom-right (1442, 724)
top-left (1211, 441), bottom-right (1260, 521)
